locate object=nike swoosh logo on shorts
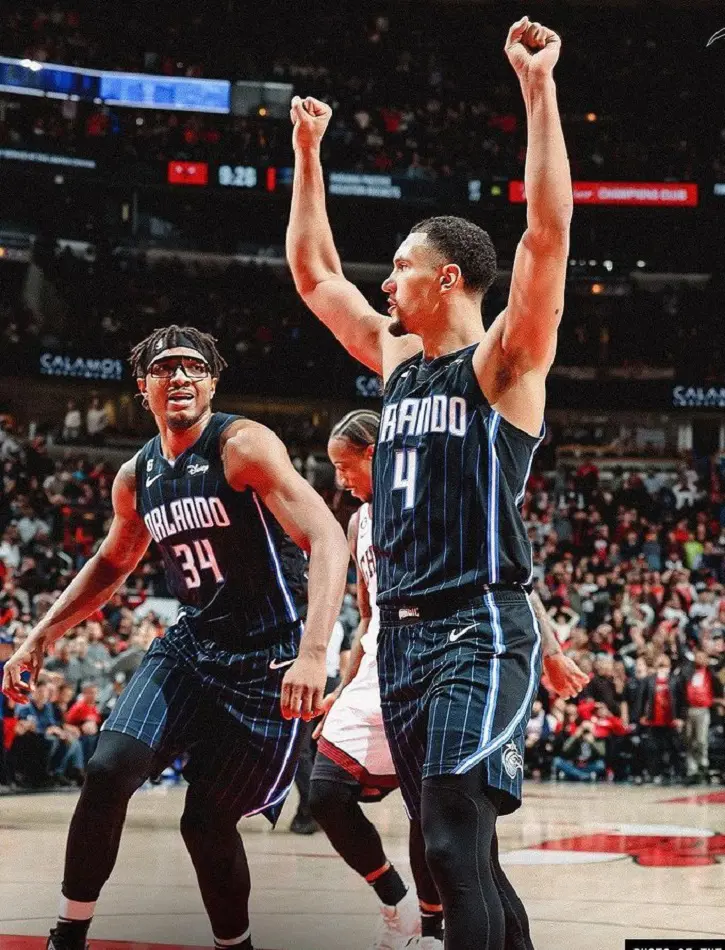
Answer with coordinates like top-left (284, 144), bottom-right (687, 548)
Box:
top-left (269, 657), bottom-right (297, 670)
top-left (146, 473), bottom-right (163, 487)
top-left (449, 622), bottom-right (478, 643)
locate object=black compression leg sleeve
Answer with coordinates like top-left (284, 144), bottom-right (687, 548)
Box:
top-left (492, 828), bottom-right (535, 950)
top-left (309, 778), bottom-right (390, 878)
top-left (62, 731), bottom-right (154, 901)
top-left (421, 769), bottom-right (505, 950)
top-left (180, 793), bottom-right (252, 941)
top-left (408, 818), bottom-right (441, 907)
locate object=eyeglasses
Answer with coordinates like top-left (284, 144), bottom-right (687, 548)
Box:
top-left (147, 357), bottom-right (210, 379)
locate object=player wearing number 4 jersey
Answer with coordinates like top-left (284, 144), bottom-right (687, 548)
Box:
top-left (2, 325), bottom-right (349, 950)
top-left (288, 17), bottom-right (576, 950)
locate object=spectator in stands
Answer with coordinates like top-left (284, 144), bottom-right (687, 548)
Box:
top-left (640, 654), bottom-right (684, 783)
top-left (9, 679), bottom-right (82, 787)
top-left (64, 681), bottom-right (101, 767)
top-left (582, 654), bottom-right (621, 715)
top-left (553, 720), bottom-right (607, 782)
top-left (84, 620), bottom-right (111, 676)
top-left (524, 699), bottom-right (558, 779)
top-left (62, 400), bottom-right (82, 443)
top-left (681, 649), bottom-right (723, 785)
top-left (85, 396), bottom-right (108, 446)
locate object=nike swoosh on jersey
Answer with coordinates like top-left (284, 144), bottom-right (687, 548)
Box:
top-left (449, 622), bottom-right (478, 643)
top-left (145, 473), bottom-right (163, 487)
top-left (269, 657), bottom-right (297, 670)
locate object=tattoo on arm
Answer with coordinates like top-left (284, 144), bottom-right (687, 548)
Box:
top-left (531, 591), bottom-right (562, 657)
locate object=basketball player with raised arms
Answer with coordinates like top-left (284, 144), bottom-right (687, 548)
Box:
top-left (287, 17), bottom-right (573, 949)
top-left (2, 326), bottom-right (349, 950)
top-left (310, 412), bottom-right (586, 950)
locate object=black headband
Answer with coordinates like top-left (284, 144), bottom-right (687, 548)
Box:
top-left (142, 333), bottom-right (212, 374)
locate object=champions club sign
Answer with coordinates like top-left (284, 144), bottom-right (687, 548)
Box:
top-left (40, 351), bottom-right (125, 381)
top-left (509, 180), bottom-right (699, 207)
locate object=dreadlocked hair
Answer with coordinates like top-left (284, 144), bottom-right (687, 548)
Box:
top-left (129, 325), bottom-right (228, 378)
top-left (330, 410), bottom-right (380, 449)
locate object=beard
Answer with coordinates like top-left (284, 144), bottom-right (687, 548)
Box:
top-left (387, 316), bottom-right (407, 337)
top-left (166, 407), bottom-right (204, 431)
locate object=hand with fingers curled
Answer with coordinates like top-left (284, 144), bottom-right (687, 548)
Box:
top-left (290, 95), bottom-right (333, 151)
top-left (280, 649), bottom-right (328, 722)
top-left (505, 16), bottom-right (562, 85)
top-left (312, 684), bottom-right (343, 740)
top-left (1, 635), bottom-right (46, 704)
top-left (542, 652), bottom-right (590, 700)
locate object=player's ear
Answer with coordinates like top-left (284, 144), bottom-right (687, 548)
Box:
top-left (365, 444), bottom-right (375, 462)
top-left (440, 264), bottom-right (461, 293)
top-left (136, 378), bottom-right (146, 396)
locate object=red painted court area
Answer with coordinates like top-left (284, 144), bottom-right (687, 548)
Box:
top-left (660, 790), bottom-right (725, 806)
top-left (0, 942), bottom-right (280, 950)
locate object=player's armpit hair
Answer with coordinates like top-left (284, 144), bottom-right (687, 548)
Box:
top-left (129, 324), bottom-right (228, 378)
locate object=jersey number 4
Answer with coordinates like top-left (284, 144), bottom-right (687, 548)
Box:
top-left (393, 449), bottom-right (417, 509)
top-left (172, 539), bottom-right (223, 589)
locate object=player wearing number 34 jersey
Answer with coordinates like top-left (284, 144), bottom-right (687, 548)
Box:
top-left (2, 324), bottom-right (349, 950)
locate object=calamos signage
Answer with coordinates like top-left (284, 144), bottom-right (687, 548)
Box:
top-left (40, 352), bottom-right (125, 381)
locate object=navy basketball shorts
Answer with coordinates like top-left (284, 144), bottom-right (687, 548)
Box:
top-left (377, 591), bottom-right (541, 820)
top-left (103, 620), bottom-right (303, 824)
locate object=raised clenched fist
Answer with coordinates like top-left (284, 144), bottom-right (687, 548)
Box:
top-left (505, 17), bottom-right (561, 84)
top-left (290, 95), bottom-right (333, 151)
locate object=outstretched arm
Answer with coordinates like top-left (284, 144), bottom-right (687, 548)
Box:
top-left (474, 19), bottom-right (572, 415)
top-left (224, 422), bottom-right (349, 720)
top-left (531, 591), bottom-right (589, 700)
top-left (2, 459), bottom-right (151, 702)
top-left (286, 96), bottom-right (420, 378)
top-left (503, 18), bottom-right (572, 372)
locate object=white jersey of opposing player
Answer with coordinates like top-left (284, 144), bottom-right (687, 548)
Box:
top-left (356, 502), bottom-right (380, 656)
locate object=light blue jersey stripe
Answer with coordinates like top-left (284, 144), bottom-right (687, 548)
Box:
top-left (487, 412), bottom-right (501, 583)
top-left (252, 492), bottom-right (297, 622)
top-left (454, 593), bottom-right (542, 774)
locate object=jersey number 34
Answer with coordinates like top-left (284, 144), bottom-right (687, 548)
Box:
top-left (172, 538), bottom-right (223, 589)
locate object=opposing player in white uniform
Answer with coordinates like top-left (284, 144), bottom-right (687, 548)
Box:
top-left (309, 410), bottom-right (444, 950)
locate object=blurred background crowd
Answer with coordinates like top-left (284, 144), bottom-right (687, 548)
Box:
top-left (0, 0), bottom-right (720, 181)
top-left (2, 416), bottom-right (725, 791)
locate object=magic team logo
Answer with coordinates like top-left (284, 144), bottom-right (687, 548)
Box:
top-left (502, 741), bottom-right (524, 779)
top-left (504, 824), bottom-right (725, 868)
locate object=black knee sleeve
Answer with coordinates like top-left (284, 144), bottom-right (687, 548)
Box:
top-left (84, 732), bottom-right (154, 804)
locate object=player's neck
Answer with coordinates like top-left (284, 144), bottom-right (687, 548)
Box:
top-left (420, 305), bottom-right (484, 360)
top-left (156, 409), bottom-right (214, 461)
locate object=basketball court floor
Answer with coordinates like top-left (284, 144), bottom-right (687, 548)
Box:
top-left (1, 781), bottom-right (723, 950)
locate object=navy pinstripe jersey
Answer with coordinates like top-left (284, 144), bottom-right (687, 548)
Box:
top-left (372, 344), bottom-right (543, 607)
top-left (136, 412), bottom-right (307, 641)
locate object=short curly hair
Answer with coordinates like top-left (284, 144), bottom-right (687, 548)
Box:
top-left (411, 216), bottom-right (497, 295)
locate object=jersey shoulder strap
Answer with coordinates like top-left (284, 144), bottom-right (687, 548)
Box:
top-left (134, 437), bottom-right (161, 511)
top-left (383, 350), bottom-right (423, 397)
